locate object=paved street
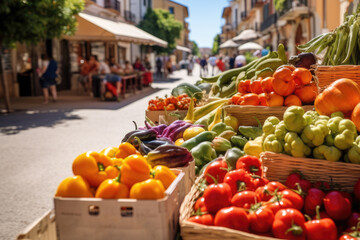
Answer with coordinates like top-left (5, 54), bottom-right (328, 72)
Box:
top-left (0, 66), bottom-right (202, 239)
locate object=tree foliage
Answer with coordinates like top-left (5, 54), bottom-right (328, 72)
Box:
top-left (0, 0), bottom-right (84, 46)
top-left (274, 0), bottom-right (286, 12)
top-left (138, 8), bottom-right (183, 54)
top-left (211, 34), bottom-right (221, 55)
top-left (191, 40), bottom-right (200, 56)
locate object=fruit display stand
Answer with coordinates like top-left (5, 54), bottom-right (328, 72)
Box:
top-left (145, 109), bottom-right (188, 124)
top-left (179, 173), bottom-right (278, 240)
top-left (261, 151), bottom-right (360, 191)
top-left (18, 170), bottom-right (184, 240)
top-left (314, 65), bottom-right (360, 89)
top-left (224, 105), bottom-right (314, 126)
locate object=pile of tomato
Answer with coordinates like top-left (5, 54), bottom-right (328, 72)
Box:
top-left (230, 67), bottom-right (318, 107)
top-left (188, 156), bottom-right (360, 240)
top-left (147, 94), bottom-right (196, 111)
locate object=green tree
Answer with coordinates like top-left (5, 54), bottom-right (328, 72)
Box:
top-left (211, 34), bottom-right (221, 55)
top-left (138, 8), bottom-right (183, 54)
top-left (191, 41), bottom-right (200, 56)
top-left (0, 0), bottom-right (84, 112)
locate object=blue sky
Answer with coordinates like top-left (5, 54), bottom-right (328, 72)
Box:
top-left (173, 0), bottom-right (229, 48)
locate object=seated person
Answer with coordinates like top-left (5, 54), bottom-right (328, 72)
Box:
top-left (133, 57), bottom-right (145, 71)
top-left (124, 60), bottom-right (134, 75)
top-left (88, 55), bottom-right (100, 97)
top-left (109, 57), bottom-right (124, 75)
top-left (99, 59), bottom-right (122, 101)
top-left (78, 57), bottom-right (91, 93)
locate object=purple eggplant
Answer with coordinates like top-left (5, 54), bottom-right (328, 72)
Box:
top-left (167, 123), bottom-right (192, 141)
top-left (160, 120), bottom-right (188, 138)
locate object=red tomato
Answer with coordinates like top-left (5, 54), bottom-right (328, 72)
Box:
top-left (203, 183), bottom-right (232, 214)
top-left (203, 160), bottom-right (228, 184)
top-left (194, 197), bottom-right (207, 212)
top-left (256, 181), bottom-right (286, 202)
top-left (250, 79), bottom-right (263, 94)
top-left (313, 181), bottom-right (332, 192)
top-left (255, 186), bottom-right (272, 201)
top-left (236, 155), bottom-right (263, 176)
top-left (354, 178), bottom-right (360, 201)
top-left (187, 214), bottom-right (214, 226)
top-left (253, 177), bottom-right (269, 189)
top-left (285, 172), bottom-right (312, 192)
top-left (223, 169), bottom-right (255, 195)
top-left (266, 197), bottom-right (294, 215)
top-left (304, 217), bottom-right (337, 240)
top-left (238, 80), bottom-right (251, 94)
top-left (312, 211), bottom-right (329, 220)
top-left (214, 207), bottom-right (249, 232)
top-left (339, 234), bottom-right (360, 240)
top-left (324, 191), bottom-right (352, 221)
top-left (304, 188), bottom-right (326, 216)
top-left (261, 77), bottom-right (274, 93)
top-left (272, 208), bottom-right (306, 240)
top-left (280, 189), bottom-right (304, 211)
top-left (231, 191), bottom-right (260, 209)
top-left (249, 207), bottom-right (274, 233)
top-left (348, 212), bottom-right (360, 228)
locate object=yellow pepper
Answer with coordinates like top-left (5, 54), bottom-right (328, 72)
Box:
top-left (100, 146), bottom-right (119, 158)
top-left (130, 179), bottom-right (165, 200)
top-left (104, 165), bottom-right (120, 179)
top-left (120, 154), bottom-right (150, 188)
top-left (111, 157), bottom-right (123, 167)
top-left (183, 127), bottom-right (205, 141)
top-left (151, 166), bottom-right (176, 189)
top-left (72, 151), bottom-right (113, 187)
top-left (55, 175), bottom-right (93, 198)
top-left (116, 142), bottom-right (137, 159)
top-left (95, 173), bottom-right (129, 199)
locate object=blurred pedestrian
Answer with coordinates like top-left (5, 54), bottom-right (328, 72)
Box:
top-left (216, 57), bottom-right (226, 73)
top-left (38, 53), bottom-right (58, 104)
top-left (155, 57), bottom-right (163, 80)
top-left (229, 54), bottom-right (236, 69)
top-left (144, 56), bottom-right (151, 71)
top-left (133, 57), bottom-right (145, 71)
top-left (187, 55), bottom-right (194, 76)
top-left (209, 55), bottom-right (217, 76)
top-left (235, 54), bottom-right (246, 68)
top-left (200, 56), bottom-right (208, 77)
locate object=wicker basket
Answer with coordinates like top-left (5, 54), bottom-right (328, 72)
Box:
top-left (180, 174), bottom-right (279, 240)
top-left (261, 151), bottom-right (360, 192)
top-left (224, 105), bottom-right (314, 126)
top-left (314, 65), bottom-right (360, 89)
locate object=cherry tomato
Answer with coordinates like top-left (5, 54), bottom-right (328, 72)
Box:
top-left (194, 197), bottom-right (207, 212)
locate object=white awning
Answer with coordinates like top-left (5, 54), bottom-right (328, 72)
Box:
top-left (64, 13), bottom-right (168, 47)
top-left (219, 39), bottom-right (239, 49)
top-left (176, 45), bottom-right (191, 53)
top-left (233, 29), bottom-right (261, 42)
top-left (238, 42), bottom-right (263, 51)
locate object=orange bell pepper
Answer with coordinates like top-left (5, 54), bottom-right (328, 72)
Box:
top-left (101, 146), bottom-right (119, 158)
top-left (116, 142), bottom-right (137, 159)
top-left (105, 165), bottom-right (120, 179)
top-left (151, 166), bottom-right (176, 189)
top-left (120, 154), bottom-right (150, 188)
top-left (72, 151), bottom-right (113, 187)
top-left (55, 175), bottom-right (93, 198)
top-left (95, 173), bottom-right (129, 199)
top-left (130, 179), bottom-right (165, 200)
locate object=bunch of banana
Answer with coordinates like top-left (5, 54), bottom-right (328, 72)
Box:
top-left (298, 13), bottom-right (360, 65)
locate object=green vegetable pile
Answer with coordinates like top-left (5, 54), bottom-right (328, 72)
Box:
top-left (199, 43), bottom-right (288, 98)
top-left (298, 10), bottom-right (360, 65)
top-left (262, 106), bottom-right (360, 164)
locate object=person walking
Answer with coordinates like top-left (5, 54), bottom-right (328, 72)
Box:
top-left (199, 56), bottom-right (208, 77)
top-left (155, 57), bottom-right (163, 80)
top-left (216, 57), bottom-right (226, 73)
top-left (229, 54), bottom-right (236, 69)
top-left (38, 53), bottom-right (58, 104)
top-left (208, 55), bottom-right (217, 76)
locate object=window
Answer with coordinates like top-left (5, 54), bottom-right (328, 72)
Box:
top-left (169, 7), bottom-right (174, 14)
top-left (144, 0), bottom-right (146, 6)
top-left (148, 0), bottom-right (152, 7)
top-left (104, 0), bottom-right (110, 8)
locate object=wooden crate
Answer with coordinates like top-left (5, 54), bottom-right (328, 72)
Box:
top-left (314, 65), bottom-right (360, 89)
top-left (145, 110), bottom-right (188, 125)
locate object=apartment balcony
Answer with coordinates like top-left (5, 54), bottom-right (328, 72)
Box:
top-left (278, 0), bottom-right (309, 21)
top-left (241, 11), bottom-right (249, 20)
top-left (124, 10), bottom-right (136, 23)
top-left (222, 23), bottom-right (233, 32)
top-left (260, 13), bottom-right (277, 32)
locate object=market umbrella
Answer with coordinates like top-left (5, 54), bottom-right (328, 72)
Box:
top-left (219, 39), bottom-right (239, 49)
top-left (238, 42), bottom-right (263, 51)
top-left (233, 29), bottom-right (260, 42)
